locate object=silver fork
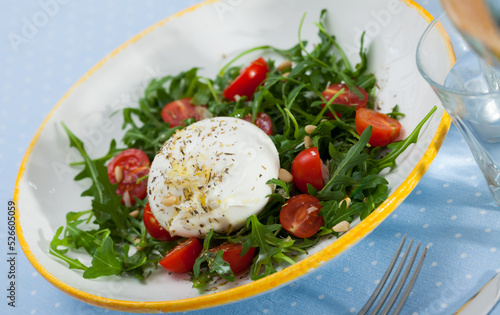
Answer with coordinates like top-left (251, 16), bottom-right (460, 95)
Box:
top-left (358, 235), bottom-right (428, 315)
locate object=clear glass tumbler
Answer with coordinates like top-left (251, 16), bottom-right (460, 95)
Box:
top-left (417, 13), bottom-right (500, 206)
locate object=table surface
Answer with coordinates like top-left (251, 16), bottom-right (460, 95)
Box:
top-left (3, 1), bottom-right (500, 314)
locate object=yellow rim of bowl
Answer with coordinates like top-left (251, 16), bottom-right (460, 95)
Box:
top-left (13, 0), bottom-right (450, 312)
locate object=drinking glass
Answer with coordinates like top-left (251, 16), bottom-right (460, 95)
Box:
top-left (416, 13), bottom-right (500, 206)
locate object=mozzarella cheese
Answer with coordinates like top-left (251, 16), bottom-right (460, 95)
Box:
top-left (147, 117), bottom-right (280, 238)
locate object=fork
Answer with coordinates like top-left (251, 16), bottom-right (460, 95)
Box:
top-left (358, 235), bottom-right (428, 315)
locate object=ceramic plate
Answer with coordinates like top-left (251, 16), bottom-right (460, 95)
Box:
top-left (14, 0), bottom-right (449, 312)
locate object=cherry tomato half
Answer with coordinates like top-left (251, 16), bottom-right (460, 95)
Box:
top-left (159, 238), bottom-right (203, 273)
top-left (161, 98), bottom-right (207, 127)
top-left (355, 108), bottom-right (402, 147)
top-left (222, 57), bottom-right (270, 101)
top-left (321, 83), bottom-right (368, 118)
top-left (279, 194), bottom-right (324, 238)
top-left (143, 203), bottom-right (178, 241)
top-left (209, 243), bottom-right (256, 274)
top-left (242, 112), bottom-right (273, 135)
top-left (291, 147), bottom-right (325, 193)
top-left (107, 148), bottom-right (150, 205)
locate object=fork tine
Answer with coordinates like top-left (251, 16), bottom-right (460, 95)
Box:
top-left (371, 238), bottom-right (415, 314)
top-left (357, 235), bottom-right (407, 315)
top-left (357, 235), bottom-right (427, 315)
top-left (379, 242), bottom-right (422, 315)
top-left (391, 246), bottom-right (428, 314)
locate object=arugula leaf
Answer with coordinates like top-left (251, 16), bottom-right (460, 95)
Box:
top-left (192, 230), bottom-right (235, 286)
top-left (62, 122), bottom-right (106, 203)
top-left (317, 126), bottom-right (372, 199)
top-left (49, 226), bottom-right (88, 271)
top-left (350, 174), bottom-right (388, 200)
top-left (122, 244), bottom-right (147, 271)
top-left (243, 215), bottom-right (295, 280)
top-left (83, 236), bottom-right (123, 279)
top-left (320, 200), bottom-right (368, 229)
top-left (372, 106), bottom-right (437, 172)
top-left (65, 220), bottom-right (100, 255)
top-left (360, 184), bottom-right (388, 220)
top-left (209, 251), bottom-right (235, 281)
top-left (266, 178), bottom-right (291, 199)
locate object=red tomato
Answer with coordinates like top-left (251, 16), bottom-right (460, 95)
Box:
top-left (161, 98), bottom-right (207, 127)
top-left (291, 147), bottom-right (325, 193)
top-left (159, 238), bottom-right (203, 273)
top-left (142, 203), bottom-right (178, 241)
top-left (242, 112), bottom-right (273, 135)
top-left (222, 57), bottom-right (270, 101)
top-left (209, 243), bottom-right (256, 274)
top-left (279, 194), bottom-right (324, 238)
top-left (107, 148), bottom-right (150, 205)
top-left (321, 83), bottom-right (368, 118)
top-left (355, 108), bottom-right (402, 147)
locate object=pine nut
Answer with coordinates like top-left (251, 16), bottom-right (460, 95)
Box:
top-left (304, 135), bottom-right (313, 148)
top-left (129, 209), bottom-right (140, 218)
top-left (278, 168), bottom-right (293, 183)
top-left (123, 191), bottom-right (132, 208)
top-left (162, 195), bottom-right (177, 207)
top-left (305, 125), bottom-right (316, 134)
top-left (277, 60), bottom-right (292, 72)
top-left (332, 220), bottom-right (350, 233)
top-left (195, 106), bottom-right (213, 119)
top-left (306, 206), bottom-right (318, 213)
top-left (340, 197), bottom-right (351, 209)
top-left (114, 166), bottom-right (123, 183)
top-left (133, 237), bottom-right (144, 250)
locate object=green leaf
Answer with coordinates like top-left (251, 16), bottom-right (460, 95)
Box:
top-left (65, 209), bottom-right (92, 223)
top-left (320, 200), bottom-right (367, 229)
top-left (266, 178), bottom-right (291, 198)
top-left (192, 230), bottom-right (235, 284)
top-left (62, 122), bottom-right (105, 203)
top-left (63, 126), bottom-right (128, 230)
top-left (49, 226), bottom-right (88, 271)
top-left (286, 84), bottom-right (308, 110)
top-left (317, 126), bottom-right (372, 199)
top-left (356, 74), bottom-right (376, 90)
top-left (83, 236), bottom-right (123, 279)
top-left (350, 174), bottom-right (388, 200)
top-left (124, 249), bottom-right (148, 271)
top-left (65, 220), bottom-right (100, 255)
top-left (243, 215), bottom-right (289, 280)
top-left (373, 106), bottom-right (437, 171)
top-left (210, 251), bottom-right (235, 282)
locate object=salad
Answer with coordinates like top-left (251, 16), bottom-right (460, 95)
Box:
top-left (49, 9), bottom-right (435, 288)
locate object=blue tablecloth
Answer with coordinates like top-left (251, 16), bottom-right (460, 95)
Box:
top-left (3, 1), bottom-right (500, 314)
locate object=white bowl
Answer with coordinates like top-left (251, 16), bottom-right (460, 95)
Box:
top-left (14, 0), bottom-right (449, 312)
